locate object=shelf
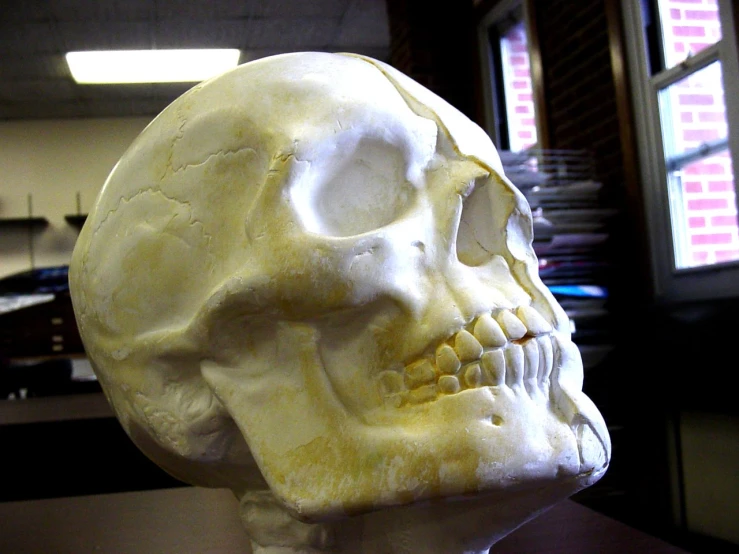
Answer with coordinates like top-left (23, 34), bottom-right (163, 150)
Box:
top-left (0, 217), bottom-right (49, 229)
top-left (64, 214), bottom-right (88, 227)
top-left (0, 392), bottom-right (112, 425)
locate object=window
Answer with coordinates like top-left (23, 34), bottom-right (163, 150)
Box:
top-left (623, 0), bottom-right (739, 301)
top-left (477, 1), bottom-right (539, 152)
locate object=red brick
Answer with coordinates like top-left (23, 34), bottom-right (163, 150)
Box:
top-left (715, 250), bottom-right (739, 262)
top-left (708, 181), bottom-right (734, 192)
top-left (672, 26), bottom-right (706, 37)
top-left (688, 198), bottom-right (728, 210)
top-left (689, 41), bottom-right (716, 52)
top-left (685, 163), bottom-right (726, 175)
top-left (683, 129), bottom-right (720, 141)
top-left (684, 10), bottom-right (719, 21)
top-left (684, 181), bottom-right (703, 193)
top-left (697, 111), bottom-right (726, 123)
top-left (691, 233), bottom-right (733, 245)
top-left (688, 216), bottom-right (706, 228)
top-left (679, 94), bottom-right (715, 105)
top-left (692, 251), bottom-right (709, 264)
top-left (710, 215), bottom-right (739, 226)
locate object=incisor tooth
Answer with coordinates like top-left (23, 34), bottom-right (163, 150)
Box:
top-left (517, 305), bottom-right (553, 336)
top-left (505, 344), bottom-right (524, 387)
top-left (523, 339), bottom-right (539, 381)
top-left (436, 344), bottom-right (461, 374)
top-left (405, 359), bottom-right (435, 389)
top-left (523, 339), bottom-right (539, 396)
top-left (438, 375), bottom-right (461, 394)
top-left (454, 329), bottom-right (483, 362)
top-left (481, 350), bottom-right (504, 386)
top-left (537, 336), bottom-right (553, 385)
top-left (496, 310), bottom-right (527, 340)
top-left (474, 313), bottom-right (507, 347)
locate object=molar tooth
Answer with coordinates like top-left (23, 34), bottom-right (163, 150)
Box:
top-left (464, 363), bottom-right (482, 388)
top-left (385, 394), bottom-right (404, 408)
top-left (405, 359), bottom-right (435, 389)
top-left (408, 384), bottom-right (437, 404)
top-left (473, 313), bottom-right (507, 347)
top-left (454, 329), bottom-right (483, 362)
top-left (496, 310), bottom-right (527, 340)
top-left (537, 335), bottom-right (553, 386)
top-left (481, 350), bottom-right (505, 386)
top-left (379, 371), bottom-right (405, 395)
top-left (516, 305), bottom-right (553, 336)
top-left (436, 344), bottom-right (461, 374)
top-left (505, 344), bottom-right (524, 388)
top-left (438, 375), bottom-right (461, 394)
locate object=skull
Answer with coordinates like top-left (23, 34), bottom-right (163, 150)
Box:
top-left (69, 52), bottom-right (609, 534)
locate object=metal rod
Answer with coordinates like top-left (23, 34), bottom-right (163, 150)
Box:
top-left (665, 137), bottom-right (730, 172)
top-left (27, 193), bottom-right (35, 269)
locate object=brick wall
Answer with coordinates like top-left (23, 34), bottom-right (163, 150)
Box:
top-left (531, 0), bottom-right (625, 194)
top-left (385, 0), bottom-right (477, 120)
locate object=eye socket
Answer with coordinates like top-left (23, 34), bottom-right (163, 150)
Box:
top-left (292, 138), bottom-right (416, 237)
top-left (456, 178), bottom-right (497, 266)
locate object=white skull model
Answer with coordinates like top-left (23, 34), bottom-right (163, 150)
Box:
top-left (69, 52), bottom-right (610, 553)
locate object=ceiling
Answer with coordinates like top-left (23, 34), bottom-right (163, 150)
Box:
top-left (0, 0), bottom-right (391, 121)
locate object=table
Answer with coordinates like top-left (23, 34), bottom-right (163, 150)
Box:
top-left (0, 487), bottom-right (690, 553)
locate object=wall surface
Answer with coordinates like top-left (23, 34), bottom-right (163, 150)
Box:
top-left (0, 117), bottom-right (151, 279)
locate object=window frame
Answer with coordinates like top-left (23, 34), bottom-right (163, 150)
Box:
top-left (476, 0), bottom-right (546, 152)
top-left (622, 0), bottom-right (739, 303)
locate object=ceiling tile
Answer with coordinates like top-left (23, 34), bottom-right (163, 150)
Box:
top-left (2, 0), bottom-right (54, 22)
top-left (155, 0), bottom-right (256, 20)
top-left (250, 0), bottom-right (348, 18)
top-left (0, 0), bottom-right (390, 120)
top-left (57, 21), bottom-right (154, 50)
top-left (49, 0), bottom-right (154, 22)
top-left (154, 20), bottom-right (249, 48)
top-left (0, 23), bottom-right (60, 54)
top-left (244, 18), bottom-right (339, 49)
top-left (336, 0), bottom-right (390, 48)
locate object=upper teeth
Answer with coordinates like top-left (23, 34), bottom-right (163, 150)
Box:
top-left (379, 307), bottom-right (555, 406)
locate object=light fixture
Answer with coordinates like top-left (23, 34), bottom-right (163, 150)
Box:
top-left (65, 49), bottom-right (241, 84)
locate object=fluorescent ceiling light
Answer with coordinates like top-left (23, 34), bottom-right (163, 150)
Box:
top-left (66, 49), bottom-right (241, 84)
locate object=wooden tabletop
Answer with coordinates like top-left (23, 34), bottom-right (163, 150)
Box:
top-left (0, 487), bottom-right (689, 553)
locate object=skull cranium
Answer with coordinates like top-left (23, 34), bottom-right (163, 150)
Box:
top-left (69, 52), bottom-right (610, 546)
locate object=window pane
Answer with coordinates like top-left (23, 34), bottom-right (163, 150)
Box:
top-left (667, 151), bottom-right (738, 268)
top-left (659, 61), bottom-right (727, 160)
top-left (657, 0), bottom-right (722, 69)
top-left (499, 22), bottom-right (537, 152)
top-left (658, 60), bottom-right (738, 269)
